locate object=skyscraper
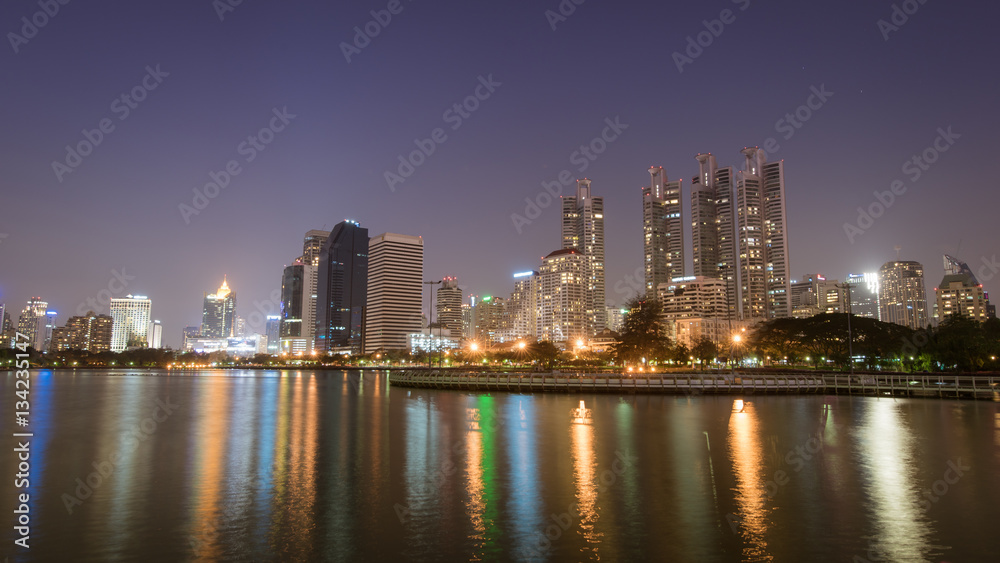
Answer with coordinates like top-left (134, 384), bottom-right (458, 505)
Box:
top-left (315, 220), bottom-right (369, 354)
top-left (280, 259), bottom-right (317, 354)
top-left (110, 294), bottom-right (152, 352)
top-left (561, 179), bottom-right (606, 336)
top-left (503, 271), bottom-right (541, 341)
top-left (691, 154), bottom-right (737, 319)
top-left (736, 148), bottom-right (791, 320)
top-left (17, 298), bottom-right (47, 352)
top-left (643, 166), bottom-right (684, 298)
top-left (364, 232), bottom-right (423, 353)
top-left (437, 277), bottom-right (463, 333)
top-left (302, 229), bottom-right (329, 266)
top-left (846, 273), bottom-right (880, 320)
top-left (265, 315), bottom-right (281, 354)
top-left (147, 319), bottom-right (162, 348)
top-left (539, 248), bottom-right (587, 344)
top-left (878, 261), bottom-right (928, 330)
top-left (935, 272), bottom-right (990, 323)
top-left (202, 277), bottom-right (236, 338)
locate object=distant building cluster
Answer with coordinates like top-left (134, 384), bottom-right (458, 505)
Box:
top-left (3, 151), bottom-right (993, 359)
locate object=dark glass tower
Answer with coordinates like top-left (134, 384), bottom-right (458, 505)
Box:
top-left (315, 220), bottom-right (369, 354)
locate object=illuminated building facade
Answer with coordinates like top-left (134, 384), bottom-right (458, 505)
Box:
top-left (643, 166), bottom-right (684, 297)
top-left (110, 294), bottom-right (152, 352)
top-left (561, 179), bottom-right (606, 336)
top-left (878, 261), bottom-right (928, 330)
top-left (315, 220), bottom-right (369, 354)
top-left (202, 277), bottom-right (236, 338)
top-left (364, 232), bottom-right (423, 353)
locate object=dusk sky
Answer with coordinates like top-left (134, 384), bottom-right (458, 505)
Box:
top-left (1, 0), bottom-right (997, 347)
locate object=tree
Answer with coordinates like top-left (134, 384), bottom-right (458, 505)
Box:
top-left (613, 296), bottom-right (670, 364)
top-left (692, 337), bottom-right (719, 366)
top-left (529, 340), bottom-right (560, 370)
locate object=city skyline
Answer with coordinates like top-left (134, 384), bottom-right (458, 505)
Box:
top-left (1, 1), bottom-right (998, 348)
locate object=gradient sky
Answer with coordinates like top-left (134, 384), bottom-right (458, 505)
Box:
top-left (1, 0), bottom-right (998, 347)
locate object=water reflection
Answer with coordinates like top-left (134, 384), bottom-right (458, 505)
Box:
top-left (727, 399), bottom-right (772, 561)
top-left (856, 400), bottom-right (932, 561)
top-left (572, 414), bottom-right (601, 558)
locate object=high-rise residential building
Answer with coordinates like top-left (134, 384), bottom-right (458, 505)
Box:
top-left (934, 272), bottom-right (990, 323)
top-left (302, 229), bottom-right (330, 266)
top-left (461, 302), bottom-right (475, 339)
top-left (691, 154), bottom-right (738, 319)
top-left (657, 276), bottom-right (741, 348)
top-left (878, 261), bottom-right (928, 330)
top-left (364, 232), bottom-right (423, 353)
top-left (265, 315), bottom-right (281, 354)
top-left (474, 295), bottom-right (507, 344)
top-left (110, 294), bottom-right (152, 352)
top-left (17, 298), bottom-right (48, 351)
top-left (202, 278), bottom-right (236, 338)
top-left (437, 277), bottom-right (463, 333)
top-left (39, 311), bottom-right (58, 352)
top-left (502, 271), bottom-right (541, 341)
top-left (846, 273), bottom-right (880, 320)
top-left (316, 220), bottom-right (369, 354)
top-left (736, 148), bottom-right (791, 320)
top-left (643, 166), bottom-right (684, 298)
top-left (539, 248), bottom-right (587, 345)
top-left (280, 259), bottom-right (318, 354)
top-left (605, 305), bottom-right (625, 333)
top-left (147, 320), bottom-right (163, 348)
top-left (561, 179), bottom-right (606, 336)
top-left (50, 311), bottom-right (114, 352)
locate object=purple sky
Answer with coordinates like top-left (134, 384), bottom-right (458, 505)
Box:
top-left (1, 0), bottom-right (998, 347)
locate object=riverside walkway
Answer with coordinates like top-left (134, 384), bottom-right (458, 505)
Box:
top-left (388, 370), bottom-right (1000, 400)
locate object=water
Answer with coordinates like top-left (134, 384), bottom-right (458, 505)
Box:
top-left (2, 370), bottom-right (998, 562)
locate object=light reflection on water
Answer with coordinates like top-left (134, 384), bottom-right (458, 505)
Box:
top-left (0, 370), bottom-right (997, 562)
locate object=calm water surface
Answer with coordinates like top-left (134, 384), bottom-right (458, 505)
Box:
top-left (2, 369), bottom-right (998, 562)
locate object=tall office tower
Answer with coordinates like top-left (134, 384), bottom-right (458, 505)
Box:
top-left (315, 220), bottom-right (369, 354)
top-left (539, 248), bottom-right (587, 344)
top-left (265, 315), bottom-right (281, 353)
top-left (147, 320), bottom-right (163, 348)
top-left (17, 298), bottom-right (48, 351)
top-left (437, 277), bottom-right (463, 333)
top-left (878, 261), bottom-right (928, 330)
top-left (935, 272), bottom-right (990, 323)
top-left (643, 166), bottom-right (684, 298)
top-left (561, 179), bottom-right (606, 336)
top-left (181, 326), bottom-right (200, 351)
top-left (50, 311), bottom-right (114, 352)
top-left (734, 148), bottom-right (790, 320)
top-left (940, 255), bottom-right (992, 320)
top-left (202, 277), bottom-right (236, 338)
top-left (364, 233), bottom-right (423, 353)
top-left (280, 259), bottom-right (318, 354)
top-left (504, 271), bottom-right (541, 341)
top-left (461, 302), bottom-right (475, 339)
top-left (302, 229), bottom-right (330, 266)
top-left (691, 154), bottom-right (738, 319)
top-left (846, 273), bottom-right (880, 319)
top-left (110, 295), bottom-right (152, 352)
top-left (39, 311), bottom-right (57, 351)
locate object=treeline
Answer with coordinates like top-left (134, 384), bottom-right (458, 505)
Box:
top-left (748, 313), bottom-right (1000, 372)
